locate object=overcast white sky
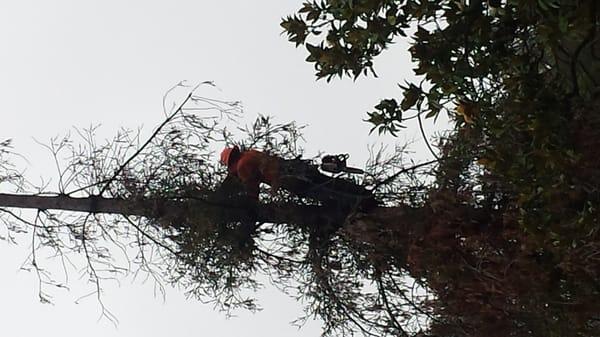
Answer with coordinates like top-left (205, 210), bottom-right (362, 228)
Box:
top-left (0, 1), bottom-right (443, 336)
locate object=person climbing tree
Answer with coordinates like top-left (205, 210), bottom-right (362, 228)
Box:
top-left (220, 146), bottom-right (281, 199)
top-left (219, 146), bottom-right (376, 210)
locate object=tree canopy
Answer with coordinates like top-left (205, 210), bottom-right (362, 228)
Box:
top-left (282, 0), bottom-right (600, 336)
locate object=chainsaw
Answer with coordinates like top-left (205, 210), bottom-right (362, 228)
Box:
top-left (320, 153), bottom-right (364, 175)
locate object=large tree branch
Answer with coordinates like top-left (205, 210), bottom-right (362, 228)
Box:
top-left (0, 193), bottom-right (146, 215)
top-left (0, 193), bottom-right (354, 228)
top-left (0, 192), bottom-right (488, 239)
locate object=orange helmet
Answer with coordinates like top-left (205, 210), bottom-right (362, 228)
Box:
top-left (220, 146), bottom-right (240, 166)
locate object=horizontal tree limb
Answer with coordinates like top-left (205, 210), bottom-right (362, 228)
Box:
top-left (0, 193), bottom-right (354, 228)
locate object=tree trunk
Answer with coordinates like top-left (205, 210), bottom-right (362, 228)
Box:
top-left (0, 192), bottom-right (429, 236)
top-left (0, 193), bottom-right (362, 228)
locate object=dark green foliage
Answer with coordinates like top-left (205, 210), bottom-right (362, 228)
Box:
top-left (284, 1), bottom-right (600, 336)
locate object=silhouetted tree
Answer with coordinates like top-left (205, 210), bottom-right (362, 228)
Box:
top-left (282, 1), bottom-right (600, 336)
